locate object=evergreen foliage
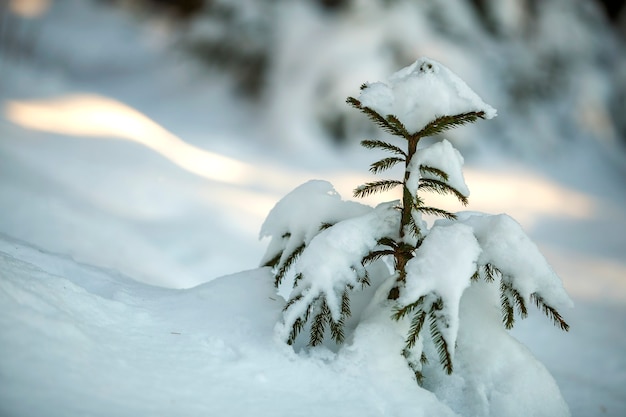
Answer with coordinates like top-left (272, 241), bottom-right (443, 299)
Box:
top-left (261, 59), bottom-right (570, 384)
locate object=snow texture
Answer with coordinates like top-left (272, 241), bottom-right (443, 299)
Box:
top-left (280, 201), bottom-right (399, 328)
top-left (455, 212), bottom-right (573, 310)
top-left (407, 139), bottom-right (470, 197)
top-left (401, 223), bottom-right (481, 358)
top-left (425, 281), bottom-right (571, 417)
top-left (0, 236), bottom-right (457, 417)
top-left (358, 57), bottom-right (497, 134)
top-left (259, 180), bottom-right (371, 267)
top-left (1, 1), bottom-right (625, 416)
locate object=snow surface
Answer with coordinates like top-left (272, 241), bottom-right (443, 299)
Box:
top-left (408, 138), bottom-right (470, 197)
top-left (2, 235), bottom-right (460, 417)
top-left (426, 281), bottom-right (571, 417)
top-left (358, 57), bottom-right (497, 134)
top-left (1, 1), bottom-right (625, 416)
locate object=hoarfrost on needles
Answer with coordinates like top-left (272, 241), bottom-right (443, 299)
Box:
top-left (358, 57), bottom-right (497, 134)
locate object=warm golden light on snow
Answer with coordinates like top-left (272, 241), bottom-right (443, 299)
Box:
top-left (3, 94), bottom-right (306, 194)
top-left (2, 94), bottom-right (597, 232)
top-left (8, 0), bottom-right (51, 18)
top-left (331, 168), bottom-right (596, 230)
top-left (4, 94), bottom-right (250, 184)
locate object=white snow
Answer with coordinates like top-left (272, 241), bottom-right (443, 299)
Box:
top-left (400, 222), bottom-right (481, 357)
top-left (1, 1), bottom-right (625, 417)
top-left (426, 281), bottom-right (571, 417)
top-left (280, 201), bottom-right (399, 327)
top-left (358, 57), bottom-right (497, 134)
top-left (407, 139), bottom-right (470, 197)
top-left (456, 212), bottom-right (573, 310)
top-left (259, 179), bottom-right (372, 267)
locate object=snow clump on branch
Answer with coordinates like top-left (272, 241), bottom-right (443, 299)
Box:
top-left (358, 57), bottom-right (497, 134)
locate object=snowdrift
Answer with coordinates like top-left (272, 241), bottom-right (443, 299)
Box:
top-left (1, 234), bottom-right (569, 417)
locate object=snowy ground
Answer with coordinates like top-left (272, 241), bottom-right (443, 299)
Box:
top-left (1, 1), bottom-right (625, 416)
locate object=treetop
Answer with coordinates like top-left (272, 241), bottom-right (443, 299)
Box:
top-left (357, 57), bottom-right (497, 135)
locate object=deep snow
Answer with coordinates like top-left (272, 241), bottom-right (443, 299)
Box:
top-left (1, 0), bottom-right (625, 416)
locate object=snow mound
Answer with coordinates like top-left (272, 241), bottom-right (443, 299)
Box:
top-left (358, 57), bottom-right (497, 134)
top-left (425, 282), bottom-right (571, 417)
top-left (0, 235), bottom-right (462, 417)
top-left (259, 180), bottom-right (371, 267)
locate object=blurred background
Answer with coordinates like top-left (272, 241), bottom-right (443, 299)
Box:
top-left (0, 0), bottom-right (624, 286)
top-left (2, 0), bottom-right (625, 153)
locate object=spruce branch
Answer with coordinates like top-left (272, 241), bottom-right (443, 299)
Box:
top-left (308, 292), bottom-right (351, 346)
top-left (328, 290), bottom-right (351, 344)
top-left (416, 111), bottom-right (486, 138)
top-left (403, 185), bottom-right (417, 215)
top-left (346, 96), bottom-right (362, 108)
top-left (397, 296), bottom-right (456, 375)
top-left (287, 299), bottom-right (315, 346)
top-left (510, 286), bottom-right (528, 318)
top-left (288, 317), bottom-right (305, 345)
top-left (275, 243), bottom-right (306, 288)
top-left (362, 249), bottom-right (395, 265)
top-left (285, 294), bottom-right (318, 345)
top-left (483, 263), bottom-right (501, 282)
top-left (392, 296), bottom-right (426, 321)
top-left (418, 178), bottom-right (468, 206)
top-left (386, 114), bottom-right (411, 138)
top-left (309, 303), bottom-right (328, 346)
top-left (402, 348), bottom-right (426, 385)
top-left (346, 97), bottom-right (408, 137)
top-left (341, 288), bottom-right (351, 318)
top-left (406, 216), bottom-right (422, 239)
top-left (293, 272), bottom-right (304, 288)
top-left (283, 293), bottom-right (304, 312)
top-left (429, 300), bottom-right (454, 374)
top-left (319, 222), bottom-right (334, 231)
top-left (419, 165), bottom-right (449, 181)
top-left (288, 286), bottom-right (354, 347)
top-left (531, 293), bottom-right (570, 331)
top-left (329, 316), bottom-right (345, 344)
top-left (351, 265), bottom-right (367, 287)
top-left (406, 309), bottom-right (427, 349)
top-left (261, 251), bottom-right (282, 269)
top-left (377, 237), bottom-right (399, 249)
top-left (415, 206), bottom-right (457, 220)
top-left (470, 269), bottom-right (480, 282)
top-left (357, 270), bottom-right (371, 288)
top-left (354, 180), bottom-right (402, 198)
top-left (370, 157), bottom-right (405, 174)
top-left (361, 139), bottom-right (407, 158)
top-left (500, 280), bottom-right (516, 329)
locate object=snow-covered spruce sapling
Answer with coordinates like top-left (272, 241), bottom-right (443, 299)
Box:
top-left (260, 58), bottom-right (571, 382)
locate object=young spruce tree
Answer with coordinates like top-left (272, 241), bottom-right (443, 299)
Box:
top-left (260, 57), bottom-right (571, 383)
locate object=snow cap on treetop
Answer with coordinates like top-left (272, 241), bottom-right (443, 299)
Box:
top-left (358, 57), bottom-right (497, 134)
